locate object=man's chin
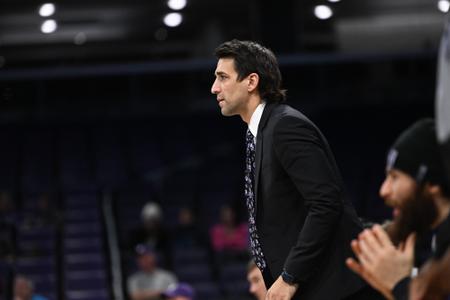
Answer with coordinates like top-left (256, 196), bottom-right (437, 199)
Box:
top-left (220, 108), bottom-right (235, 117)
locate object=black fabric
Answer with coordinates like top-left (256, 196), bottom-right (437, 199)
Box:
top-left (392, 277), bottom-right (410, 300)
top-left (342, 285), bottom-right (385, 300)
top-left (434, 213), bottom-right (450, 259)
top-left (388, 119), bottom-right (448, 189)
top-left (254, 103), bottom-right (366, 300)
top-left (442, 139), bottom-right (450, 192)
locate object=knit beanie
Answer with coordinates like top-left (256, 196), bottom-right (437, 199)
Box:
top-left (386, 119), bottom-right (448, 188)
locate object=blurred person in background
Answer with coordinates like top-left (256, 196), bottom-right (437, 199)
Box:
top-left (13, 275), bottom-right (48, 300)
top-left (346, 119), bottom-right (450, 300)
top-left (127, 244), bottom-right (177, 300)
top-left (171, 207), bottom-right (207, 249)
top-left (247, 260), bottom-right (267, 300)
top-left (209, 204), bottom-right (248, 258)
top-left (129, 202), bottom-right (171, 267)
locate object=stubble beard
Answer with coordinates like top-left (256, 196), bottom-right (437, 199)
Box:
top-left (220, 101), bottom-right (240, 117)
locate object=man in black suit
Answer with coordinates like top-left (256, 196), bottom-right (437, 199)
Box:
top-left (211, 39), bottom-right (367, 300)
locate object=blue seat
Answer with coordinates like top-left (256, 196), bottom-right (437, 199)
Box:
top-left (222, 280), bottom-right (249, 298)
top-left (219, 263), bottom-right (247, 281)
top-left (191, 282), bottom-right (221, 300)
top-left (64, 237), bottom-right (103, 253)
top-left (64, 270), bottom-right (108, 296)
top-left (64, 222), bottom-right (102, 237)
top-left (173, 246), bottom-right (209, 265)
top-left (15, 257), bottom-right (55, 274)
top-left (65, 289), bottom-right (109, 300)
top-left (64, 253), bottom-right (105, 271)
top-left (175, 264), bottom-right (212, 282)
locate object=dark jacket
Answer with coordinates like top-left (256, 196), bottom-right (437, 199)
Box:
top-left (255, 103), bottom-right (365, 300)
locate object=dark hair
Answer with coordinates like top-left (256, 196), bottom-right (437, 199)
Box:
top-left (214, 39), bottom-right (286, 103)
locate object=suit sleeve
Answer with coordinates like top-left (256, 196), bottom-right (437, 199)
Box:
top-left (273, 116), bottom-right (343, 282)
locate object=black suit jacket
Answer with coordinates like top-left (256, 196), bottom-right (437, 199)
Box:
top-left (254, 103), bottom-right (365, 300)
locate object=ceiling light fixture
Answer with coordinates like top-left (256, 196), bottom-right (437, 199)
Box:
top-left (39, 3), bottom-right (55, 17)
top-left (438, 0), bottom-right (450, 12)
top-left (167, 0), bottom-right (187, 10)
top-left (314, 5), bottom-right (333, 20)
top-left (164, 13), bottom-right (183, 27)
top-left (41, 19), bottom-right (57, 34)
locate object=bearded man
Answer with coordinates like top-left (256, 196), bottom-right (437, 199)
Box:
top-left (346, 119), bottom-right (450, 300)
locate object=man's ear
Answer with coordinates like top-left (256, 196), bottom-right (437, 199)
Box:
top-left (247, 73), bottom-right (259, 93)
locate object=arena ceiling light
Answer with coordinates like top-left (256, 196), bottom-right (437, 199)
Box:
top-left (39, 3), bottom-right (55, 17)
top-left (41, 19), bottom-right (57, 33)
top-left (438, 0), bottom-right (450, 12)
top-left (164, 12), bottom-right (183, 27)
top-left (328, 0), bottom-right (341, 2)
top-left (167, 0), bottom-right (187, 10)
top-left (314, 5), bottom-right (333, 20)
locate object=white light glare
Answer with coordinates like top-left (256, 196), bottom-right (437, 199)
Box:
top-left (41, 19), bottom-right (57, 34)
top-left (167, 0), bottom-right (187, 10)
top-left (314, 5), bottom-right (333, 20)
top-left (438, 0), bottom-right (450, 12)
top-left (328, 0), bottom-right (341, 2)
top-left (39, 3), bottom-right (55, 17)
top-left (164, 12), bottom-right (183, 27)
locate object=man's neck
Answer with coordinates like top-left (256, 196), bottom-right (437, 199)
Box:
top-left (241, 95), bottom-right (262, 124)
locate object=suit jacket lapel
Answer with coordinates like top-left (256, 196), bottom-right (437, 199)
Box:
top-left (254, 103), bottom-right (277, 208)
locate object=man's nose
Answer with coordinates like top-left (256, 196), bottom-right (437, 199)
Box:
top-left (211, 79), bottom-right (220, 94)
top-left (379, 178), bottom-right (390, 200)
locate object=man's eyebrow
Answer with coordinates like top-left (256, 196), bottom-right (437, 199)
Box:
top-left (215, 71), bottom-right (228, 76)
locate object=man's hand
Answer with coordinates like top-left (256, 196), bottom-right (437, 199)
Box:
top-left (346, 240), bottom-right (395, 300)
top-left (346, 224), bottom-right (415, 299)
top-left (265, 275), bottom-right (298, 300)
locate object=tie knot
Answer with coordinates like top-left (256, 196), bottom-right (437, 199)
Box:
top-left (246, 129), bottom-right (255, 145)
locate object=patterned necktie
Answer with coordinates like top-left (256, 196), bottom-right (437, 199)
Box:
top-left (244, 129), bottom-right (267, 270)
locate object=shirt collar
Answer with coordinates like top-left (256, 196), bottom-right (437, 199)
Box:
top-left (248, 102), bottom-right (266, 138)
